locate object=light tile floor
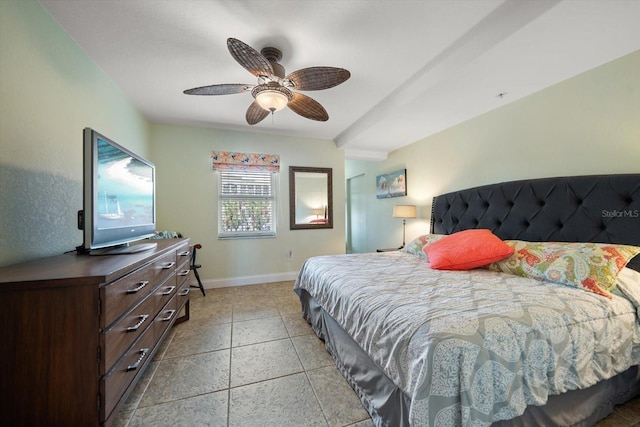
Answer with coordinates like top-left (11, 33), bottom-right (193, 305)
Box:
top-left (113, 281), bottom-right (372, 427)
top-left (113, 281), bottom-right (640, 427)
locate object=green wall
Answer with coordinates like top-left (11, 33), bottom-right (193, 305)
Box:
top-left (0, 0), bottom-right (346, 285)
top-left (347, 50), bottom-right (640, 253)
top-left (0, 0), bottom-right (150, 267)
top-left (2, 0), bottom-right (637, 283)
top-left (149, 123), bottom-right (345, 286)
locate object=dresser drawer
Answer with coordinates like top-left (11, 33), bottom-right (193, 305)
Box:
top-left (176, 246), bottom-right (191, 265)
top-left (101, 266), bottom-right (153, 329)
top-left (103, 288), bottom-right (157, 373)
top-left (177, 262), bottom-right (190, 290)
top-left (175, 248), bottom-right (190, 284)
top-left (176, 262), bottom-right (190, 287)
top-left (147, 250), bottom-right (178, 294)
top-left (154, 294), bottom-right (179, 343)
top-left (154, 277), bottom-right (178, 313)
top-left (102, 322), bottom-right (156, 421)
top-left (176, 276), bottom-right (190, 310)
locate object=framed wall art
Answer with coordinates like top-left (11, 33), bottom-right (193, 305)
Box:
top-left (376, 168), bottom-right (407, 199)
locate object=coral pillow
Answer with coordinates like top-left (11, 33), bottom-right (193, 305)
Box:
top-left (424, 229), bottom-right (514, 270)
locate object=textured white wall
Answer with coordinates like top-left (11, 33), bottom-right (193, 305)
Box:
top-left (0, 0), bottom-right (150, 267)
top-left (347, 51), bottom-right (640, 253)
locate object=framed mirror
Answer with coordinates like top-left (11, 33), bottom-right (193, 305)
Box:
top-left (289, 166), bottom-right (333, 230)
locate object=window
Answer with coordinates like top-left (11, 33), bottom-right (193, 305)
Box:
top-left (218, 170), bottom-right (276, 238)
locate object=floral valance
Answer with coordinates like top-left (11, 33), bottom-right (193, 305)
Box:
top-left (211, 151), bottom-right (280, 172)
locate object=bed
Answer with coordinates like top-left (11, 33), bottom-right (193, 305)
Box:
top-left (294, 174), bottom-right (640, 426)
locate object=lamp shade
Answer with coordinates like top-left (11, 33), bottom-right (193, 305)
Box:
top-left (393, 205), bottom-right (417, 219)
top-left (252, 83), bottom-right (293, 113)
top-left (312, 208), bottom-right (325, 216)
top-left (255, 90), bottom-right (289, 112)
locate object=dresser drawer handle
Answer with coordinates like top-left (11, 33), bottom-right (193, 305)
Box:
top-left (160, 286), bottom-right (175, 296)
top-left (161, 262), bottom-right (175, 270)
top-left (177, 269), bottom-right (190, 277)
top-left (159, 309), bottom-right (176, 322)
top-left (126, 348), bottom-right (149, 371)
top-left (178, 289), bottom-right (190, 297)
top-left (178, 250), bottom-right (191, 257)
top-left (126, 280), bottom-right (149, 294)
top-left (126, 314), bottom-right (149, 332)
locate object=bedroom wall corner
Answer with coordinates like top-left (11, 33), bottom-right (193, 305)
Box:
top-left (346, 50), bottom-right (640, 253)
top-left (345, 160), bottom-right (424, 253)
top-left (148, 123), bottom-right (346, 288)
top-left (0, 0), bottom-right (151, 267)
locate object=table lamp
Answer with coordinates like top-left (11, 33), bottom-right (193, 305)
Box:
top-left (393, 205), bottom-right (417, 248)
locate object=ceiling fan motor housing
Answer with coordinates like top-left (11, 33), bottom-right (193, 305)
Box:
top-left (261, 47), bottom-right (285, 78)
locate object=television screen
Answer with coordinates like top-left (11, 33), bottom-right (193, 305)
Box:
top-left (95, 138), bottom-right (154, 229)
top-left (81, 128), bottom-right (156, 254)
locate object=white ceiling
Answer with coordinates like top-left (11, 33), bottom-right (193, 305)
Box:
top-left (39, 0), bottom-right (640, 161)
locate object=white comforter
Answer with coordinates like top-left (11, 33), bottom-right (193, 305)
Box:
top-left (294, 252), bottom-right (640, 426)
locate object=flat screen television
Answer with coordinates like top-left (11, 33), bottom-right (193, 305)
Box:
top-left (78, 128), bottom-right (157, 255)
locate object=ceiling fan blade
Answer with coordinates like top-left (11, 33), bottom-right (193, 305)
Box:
top-left (286, 67), bottom-right (350, 91)
top-left (183, 83), bottom-right (253, 96)
top-left (246, 101), bottom-right (270, 125)
top-left (288, 93), bottom-right (329, 121)
top-left (227, 38), bottom-right (273, 78)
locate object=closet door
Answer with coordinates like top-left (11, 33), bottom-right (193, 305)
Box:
top-left (346, 173), bottom-right (367, 253)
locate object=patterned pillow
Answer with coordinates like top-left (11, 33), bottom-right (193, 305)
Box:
top-left (486, 241), bottom-right (640, 298)
top-left (403, 234), bottom-right (446, 258)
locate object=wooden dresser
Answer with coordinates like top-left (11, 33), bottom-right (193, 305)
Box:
top-left (0, 238), bottom-right (191, 426)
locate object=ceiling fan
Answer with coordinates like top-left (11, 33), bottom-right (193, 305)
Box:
top-left (183, 38), bottom-right (351, 125)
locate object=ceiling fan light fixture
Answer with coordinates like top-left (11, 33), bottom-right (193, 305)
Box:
top-left (256, 90), bottom-right (288, 112)
top-left (184, 38), bottom-right (350, 123)
top-left (252, 84), bottom-right (292, 112)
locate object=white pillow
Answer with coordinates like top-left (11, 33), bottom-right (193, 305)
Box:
top-left (613, 267), bottom-right (640, 314)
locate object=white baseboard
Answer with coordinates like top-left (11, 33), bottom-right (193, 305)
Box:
top-left (199, 271), bottom-right (299, 289)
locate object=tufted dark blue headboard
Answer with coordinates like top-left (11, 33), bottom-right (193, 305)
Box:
top-left (430, 174), bottom-right (640, 270)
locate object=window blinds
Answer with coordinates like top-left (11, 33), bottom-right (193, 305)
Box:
top-left (218, 170), bottom-right (276, 238)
